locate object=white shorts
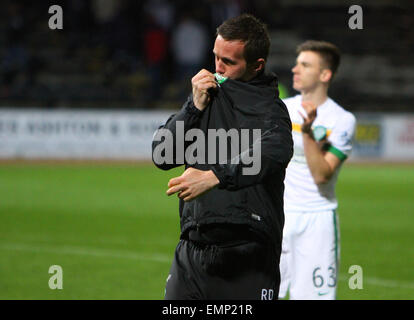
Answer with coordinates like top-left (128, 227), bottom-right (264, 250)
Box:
top-left (278, 210), bottom-right (340, 300)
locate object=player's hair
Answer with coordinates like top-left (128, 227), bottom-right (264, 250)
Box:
top-left (297, 40), bottom-right (341, 78)
top-left (216, 14), bottom-right (270, 65)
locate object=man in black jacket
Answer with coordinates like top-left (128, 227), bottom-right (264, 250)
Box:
top-left (152, 14), bottom-right (293, 300)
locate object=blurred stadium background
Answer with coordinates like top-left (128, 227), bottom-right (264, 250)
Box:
top-left (1, 0), bottom-right (413, 300)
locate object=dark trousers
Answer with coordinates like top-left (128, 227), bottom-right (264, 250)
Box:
top-left (164, 239), bottom-right (280, 300)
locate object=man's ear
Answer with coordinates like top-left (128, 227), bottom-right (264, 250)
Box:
top-left (320, 69), bottom-right (333, 83)
top-left (253, 58), bottom-right (265, 73)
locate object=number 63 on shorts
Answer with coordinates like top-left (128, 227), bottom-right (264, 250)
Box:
top-left (312, 266), bottom-right (337, 289)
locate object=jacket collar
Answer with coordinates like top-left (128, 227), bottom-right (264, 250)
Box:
top-left (246, 69), bottom-right (278, 87)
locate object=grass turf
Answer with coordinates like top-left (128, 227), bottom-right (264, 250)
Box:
top-left (0, 163), bottom-right (413, 299)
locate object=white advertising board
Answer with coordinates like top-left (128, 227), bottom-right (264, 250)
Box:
top-left (0, 109), bottom-right (172, 159)
top-left (383, 116), bottom-right (414, 159)
top-left (351, 113), bottom-right (414, 161)
top-left (1, 110), bottom-right (413, 161)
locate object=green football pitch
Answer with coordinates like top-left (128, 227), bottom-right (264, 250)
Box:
top-left (1, 162), bottom-right (413, 300)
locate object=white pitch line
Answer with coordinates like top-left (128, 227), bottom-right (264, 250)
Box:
top-left (364, 277), bottom-right (414, 290)
top-left (339, 274), bottom-right (414, 290)
top-left (0, 242), bottom-right (171, 264)
top-left (3, 242), bottom-right (414, 291)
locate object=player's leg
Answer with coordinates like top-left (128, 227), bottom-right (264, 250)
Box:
top-left (278, 211), bottom-right (296, 299)
top-left (164, 240), bottom-right (203, 300)
top-left (288, 210), bottom-right (340, 300)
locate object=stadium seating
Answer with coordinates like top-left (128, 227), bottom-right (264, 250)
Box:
top-left (0, 1), bottom-right (412, 112)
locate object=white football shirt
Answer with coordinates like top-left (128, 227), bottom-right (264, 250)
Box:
top-left (283, 95), bottom-right (356, 212)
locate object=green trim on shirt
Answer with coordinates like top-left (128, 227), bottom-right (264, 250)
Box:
top-left (327, 145), bottom-right (347, 161)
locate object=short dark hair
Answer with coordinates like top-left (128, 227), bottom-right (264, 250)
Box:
top-left (216, 14), bottom-right (270, 65)
top-left (297, 40), bottom-right (341, 77)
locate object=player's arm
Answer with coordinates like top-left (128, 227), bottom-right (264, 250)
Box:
top-left (302, 132), bottom-right (342, 184)
top-left (151, 100), bottom-right (203, 170)
top-left (152, 70), bottom-right (217, 170)
top-left (300, 101), bottom-right (343, 184)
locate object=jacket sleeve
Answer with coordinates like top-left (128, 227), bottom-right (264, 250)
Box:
top-left (210, 116), bottom-right (293, 190)
top-left (152, 95), bottom-right (203, 170)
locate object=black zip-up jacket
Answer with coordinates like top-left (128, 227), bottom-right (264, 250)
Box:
top-left (152, 71), bottom-right (293, 250)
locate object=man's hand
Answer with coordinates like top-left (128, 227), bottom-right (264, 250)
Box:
top-left (191, 69), bottom-right (217, 111)
top-left (299, 101), bottom-right (317, 135)
top-left (166, 167), bottom-right (220, 202)
top-left (298, 100), bottom-right (342, 184)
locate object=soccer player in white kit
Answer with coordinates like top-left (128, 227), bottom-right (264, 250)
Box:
top-left (278, 40), bottom-right (356, 300)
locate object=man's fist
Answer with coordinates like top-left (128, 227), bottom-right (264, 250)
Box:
top-left (299, 101), bottom-right (317, 135)
top-left (191, 69), bottom-right (217, 111)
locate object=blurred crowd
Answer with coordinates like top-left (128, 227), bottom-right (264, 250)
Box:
top-left (0, 0), bottom-right (413, 111)
top-left (0, 0), bottom-right (284, 108)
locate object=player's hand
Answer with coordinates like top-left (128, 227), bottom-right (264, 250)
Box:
top-left (299, 101), bottom-right (317, 135)
top-left (191, 69), bottom-right (217, 111)
top-left (166, 167), bottom-right (220, 202)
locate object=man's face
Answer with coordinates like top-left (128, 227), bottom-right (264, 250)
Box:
top-left (291, 51), bottom-right (326, 92)
top-left (213, 35), bottom-right (255, 81)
